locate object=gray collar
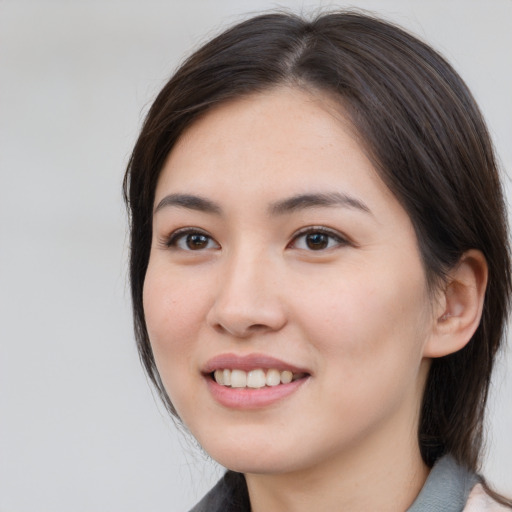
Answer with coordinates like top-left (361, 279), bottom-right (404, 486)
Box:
top-left (407, 455), bottom-right (479, 512)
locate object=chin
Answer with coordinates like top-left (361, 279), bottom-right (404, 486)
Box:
top-left (217, 456), bottom-right (293, 475)
top-left (199, 437), bottom-right (298, 475)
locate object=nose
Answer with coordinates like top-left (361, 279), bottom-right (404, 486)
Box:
top-left (206, 249), bottom-right (287, 338)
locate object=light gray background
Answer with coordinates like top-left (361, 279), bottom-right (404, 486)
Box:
top-left (1, 1), bottom-right (511, 511)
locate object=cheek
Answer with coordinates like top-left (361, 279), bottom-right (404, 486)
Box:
top-left (142, 263), bottom-right (209, 376)
top-left (142, 264), bottom-right (215, 424)
top-left (296, 271), bottom-right (430, 440)
top-left (293, 259), bottom-right (431, 377)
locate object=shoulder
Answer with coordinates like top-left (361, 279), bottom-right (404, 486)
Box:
top-left (464, 484), bottom-right (512, 512)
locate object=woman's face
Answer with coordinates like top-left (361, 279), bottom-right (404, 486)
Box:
top-left (143, 87), bottom-right (437, 475)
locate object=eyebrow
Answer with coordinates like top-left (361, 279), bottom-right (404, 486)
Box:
top-left (269, 192), bottom-right (371, 216)
top-left (153, 191), bottom-right (371, 216)
top-left (154, 194), bottom-right (222, 215)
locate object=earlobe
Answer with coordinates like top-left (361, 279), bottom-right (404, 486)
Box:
top-left (424, 250), bottom-right (488, 358)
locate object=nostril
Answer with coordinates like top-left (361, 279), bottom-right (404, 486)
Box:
top-left (247, 323), bottom-right (271, 332)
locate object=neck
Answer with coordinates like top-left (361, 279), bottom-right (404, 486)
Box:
top-left (245, 411), bottom-right (429, 512)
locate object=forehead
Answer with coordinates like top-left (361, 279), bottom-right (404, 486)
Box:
top-left (155, 87), bottom-right (398, 218)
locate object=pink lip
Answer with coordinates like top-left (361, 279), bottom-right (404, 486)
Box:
top-left (206, 376), bottom-right (308, 409)
top-left (202, 353), bottom-right (311, 410)
top-left (202, 353), bottom-right (310, 374)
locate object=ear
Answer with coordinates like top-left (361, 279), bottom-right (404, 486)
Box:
top-left (423, 250), bottom-right (488, 358)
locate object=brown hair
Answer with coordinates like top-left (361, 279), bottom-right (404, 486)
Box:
top-left (123, 11), bottom-right (511, 479)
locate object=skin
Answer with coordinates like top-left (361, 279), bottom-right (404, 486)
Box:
top-left (143, 87), bottom-right (486, 512)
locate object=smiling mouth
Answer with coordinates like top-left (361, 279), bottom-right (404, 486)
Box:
top-left (212, 368), bottom-right (308, 389)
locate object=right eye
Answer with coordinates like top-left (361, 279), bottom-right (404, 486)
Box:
top-left (166, 229), bottom-right (220, 251)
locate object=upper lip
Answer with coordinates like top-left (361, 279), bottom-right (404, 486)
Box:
top-left (202, 353), bottom-right (311, 375)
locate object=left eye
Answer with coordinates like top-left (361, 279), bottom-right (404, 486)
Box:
top-left (167, 230), bottom-right (220, 251)
top-left (291, 229), bottom-right (347, 251)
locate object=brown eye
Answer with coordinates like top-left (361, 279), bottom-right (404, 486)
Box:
top-left (290, 227), bottom-right (348, 251)
top-left (186, 233), bottom-right (210, 250)
top-left (305, 233), bottom-right (329, 250)
top-left (166, 229), bottom-right (220, 251)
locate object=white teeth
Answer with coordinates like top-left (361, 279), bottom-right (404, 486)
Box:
top-left (280, 370), bottom-right (293, 384)
top-left (213, 368), bottom-right (304, 388)
top-left (214, 369), bottom-right (224, 385)
top-left (230, 369), bottom-right (247, 388)
top-left (247, 369), bottom-right (266, 388)
top-left (266, 369), bottom-right (281, 386)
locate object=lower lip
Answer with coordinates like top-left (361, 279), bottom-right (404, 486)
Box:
top-left (206, 376), bottom-right (308, 409)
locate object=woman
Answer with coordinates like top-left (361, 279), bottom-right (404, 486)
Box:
top-left (123, 11), bottom-right (511, 511)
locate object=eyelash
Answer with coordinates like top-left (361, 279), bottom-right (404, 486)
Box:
top-left (162, 226), bottom-right (350, 252)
